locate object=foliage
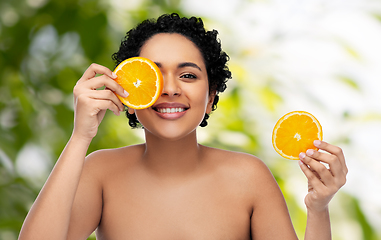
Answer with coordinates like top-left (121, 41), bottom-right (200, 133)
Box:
top-left (0, 0), bottom-right (379, 239)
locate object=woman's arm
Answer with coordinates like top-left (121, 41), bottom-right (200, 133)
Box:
top-left (18, 64), bottom-right (127, 240)
top-left (250, 159), bottom-right (299, 240)
top-left (250, 140), bottom-right (347, 239)
top-left (299, 140), bottom-right (348, 240)
top-left (18, 135), bottom-right (91, 240)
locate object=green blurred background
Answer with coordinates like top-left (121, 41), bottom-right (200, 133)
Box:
top-left (1, 0), bottom-right (380, 239)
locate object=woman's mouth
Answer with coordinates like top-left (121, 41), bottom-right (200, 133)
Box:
top-left (154, 107), bottom-right (186, 113)
top-left (152, 104), bottom-right (189, 119)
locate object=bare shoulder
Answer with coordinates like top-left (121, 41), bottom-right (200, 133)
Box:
top-left (201, 146), bottom-right (277, 201)
top-left (202, 146), bottom-right (272, 176)
top-left (82, 144), bottom-right (145, 178)
top-left (201, 146), bottom-right (295, 239)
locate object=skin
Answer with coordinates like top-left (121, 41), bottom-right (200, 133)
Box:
top-left (18, 33), bottom-right (347, 240)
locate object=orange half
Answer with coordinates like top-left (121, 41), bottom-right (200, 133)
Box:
top-left (272, 111), bottom-right (323, 160)
top-left (113, 57), bottom-right (163, 109)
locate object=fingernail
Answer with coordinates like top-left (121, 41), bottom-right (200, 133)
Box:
top-left (123, 90), bottom-right (129, 97)
top-left (112, 72), bottom-right (117, 78)
top-left (314, 140), bottom-right (321, 147)
top-left (299, 152), bottom-right (306, 159)
top-left (298, 160), bottom-right (304, 166)
top-left (306, 149), bottom-right (314, 156)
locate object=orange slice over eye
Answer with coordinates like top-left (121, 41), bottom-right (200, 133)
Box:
top-left (272, 111), bottom-right (323, 160)
top-left (113, 57), bottom-right (163, 109)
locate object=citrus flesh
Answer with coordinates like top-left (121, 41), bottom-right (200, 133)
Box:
top-left (272, 111), bottom-right (323, 160)
top-left (113, 57), bottom-right (163, 109)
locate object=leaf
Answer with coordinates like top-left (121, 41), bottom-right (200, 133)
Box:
top-left (337, 75), bottom-right (361, 91)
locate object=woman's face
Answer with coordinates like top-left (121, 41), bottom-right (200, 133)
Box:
top-left (133, 33), bottom-right (214, 141)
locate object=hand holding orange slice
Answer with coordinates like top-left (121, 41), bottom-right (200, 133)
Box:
top-left (272, 111), bottom-right (323, 160)
top-left (113, 57), bottom-right (163, 109)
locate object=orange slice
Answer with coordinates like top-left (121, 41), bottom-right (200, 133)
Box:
top-left (113, 57), bottom-right (163, 109)
top-left (272, 111), bottom-right (323, 160)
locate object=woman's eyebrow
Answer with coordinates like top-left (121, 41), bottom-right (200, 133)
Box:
top-left (153, 62), bottom-right (202, 72)
top-left (178, 62), bottom-right (202, 71)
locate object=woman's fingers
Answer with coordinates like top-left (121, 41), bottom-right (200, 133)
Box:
top-left (76, 64), bottom-right (128, 99)
top-left (92, 98), bottom-right (121, 116)
top-left (78, 75), bottom-right (128, 99)
top-left (80, 63), bottom-right (117, 82)
top-left (76, 91), bottom-right (120, 116)
top-left (85, 89), bottom-right (125, 113)
top-left (300, 141), bottom-right (347, 191)
top-left (298, 160), bottom-right (326, 189)
top-left (73, 64), bottom-right (129, 116)
top-left (299, 141), bottom-right (347, 211)
top-left (305, 143), bottom-right (347, 184)
top-left (72, 64), bottom-right (128, 139)
top-left (314, 140), bottom-right (348, 175)
top-left (299, 152), bottom-right (335, 188)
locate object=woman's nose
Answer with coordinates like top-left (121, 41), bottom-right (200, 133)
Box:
top-left (161, 74), bottom-right (181, 97)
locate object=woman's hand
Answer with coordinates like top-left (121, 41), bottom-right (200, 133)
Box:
top-left (299, 140), bottom-right (348, 212)
top-left (73, 63), bottom-right (128, 140)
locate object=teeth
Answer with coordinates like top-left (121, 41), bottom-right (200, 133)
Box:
top-left (157, 108), bottom-right (185, 113)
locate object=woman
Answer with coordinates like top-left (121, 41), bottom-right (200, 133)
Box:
top-left (19, 13), bottom-right (347, 240)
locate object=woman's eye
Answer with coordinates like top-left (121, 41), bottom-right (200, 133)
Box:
top-left (181, 74), bottom-right (197, 79)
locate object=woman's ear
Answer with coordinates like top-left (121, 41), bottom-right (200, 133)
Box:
top-left (128, 108), bottom-right (135, 115)
top-left (206, 91), bottom-right (217, 114)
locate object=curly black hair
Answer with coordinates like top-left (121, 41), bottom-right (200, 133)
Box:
top-left (112, 13), bottom-right (231, 128)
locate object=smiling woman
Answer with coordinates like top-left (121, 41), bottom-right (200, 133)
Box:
top-left (18, 13), bottom-right (347, 240)
top-left (112, 13), bottom-right (231, 128)
top-left (131, 33), bottom-right (213, 140)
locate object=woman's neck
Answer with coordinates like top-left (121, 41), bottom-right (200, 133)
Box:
top-left (141, 130), bottom-right (203, 178)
